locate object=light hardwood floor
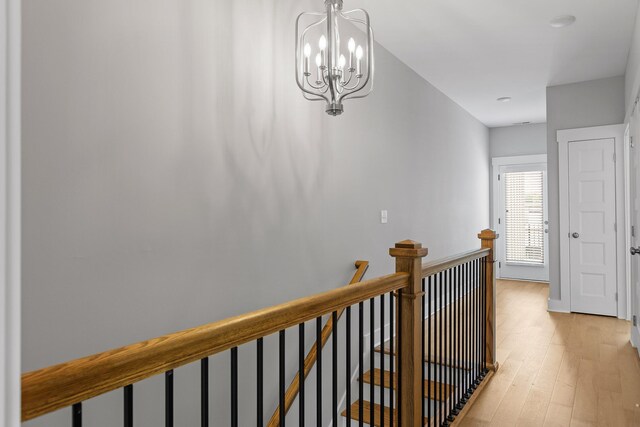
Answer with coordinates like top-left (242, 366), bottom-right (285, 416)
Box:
top-left (460, 279), bottom-right (640, 427)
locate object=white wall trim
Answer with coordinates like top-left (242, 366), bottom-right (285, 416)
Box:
top-left (491, 155), bottom-right (548, 280)
top-left (632, 321), bottom-right (639, 348)
top-left (556, 124), bottom-right (627, 318)
top-left (548, 298), bottom-right (571, 313)
top-left (624, 124), bottom-right (632, 320)
top-left (1, 0), bottom-right (21, 423)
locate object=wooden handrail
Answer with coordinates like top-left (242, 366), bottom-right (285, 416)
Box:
top-left (421, 248), bottom-right (490, 278)
top-left (21, 269), bottom-right (407, 421)
top-left (266, 260), bottom-right (369, 427)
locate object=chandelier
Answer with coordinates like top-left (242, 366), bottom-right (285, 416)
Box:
top-left (295, 0), bottom-right (374, 116)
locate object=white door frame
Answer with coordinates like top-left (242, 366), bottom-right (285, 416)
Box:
top-left (492, 154), bottom-right (548, 281)
top-left (624, 123), bottom-right (633, 325)
top-left (1, 0), bottom-right (21, 424)
top-left (557, 124), bottom-right (627, 319)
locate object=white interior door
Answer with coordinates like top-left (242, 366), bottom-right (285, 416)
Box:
top-left (568, 138), bottom-right (618, 316)
top-left (497, 163), bottom-right (549, 282)
top-left (629, 114), bottom-right (640, 346)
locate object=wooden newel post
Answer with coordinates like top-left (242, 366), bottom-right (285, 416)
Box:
top-left (390, 240), bottom-right (428, 427)
top-left (478, 229), bottom-right (498, 372)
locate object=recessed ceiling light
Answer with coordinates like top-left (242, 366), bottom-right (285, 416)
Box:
top-left (497, 97), bottom-right (512, 103)
top-left (550, 15), bottom-right (576, 28)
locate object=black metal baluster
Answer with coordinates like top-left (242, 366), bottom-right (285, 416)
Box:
top-left (257, 339), bottom-right (264, 427)
top-left (451, 267), bottom-right (458, 419)
top-left (369, 298), bottom-right (375, 425)
top-left (279, 330), bottom-right (286, 427)
top-left (471, 260), bottom-right (476, 390)
top-left (455, 265), bottom-right (462, 413)
top-left (124, 385), bottom-right (133, 427)
top-left (435, 273), bottom-right (439, 427)
top-left (460, 263), bottom-right (466, 405)
top-left (421, 278), bottom-right (426, 424)
top-left (478, 259), bottom-right (483, 380)
top-left (332, 311), bottom-right (338, 427)
top-left (316, 317), bottom-right (322, 427)
top-left (397, 291), bottom-right (402, 427)
top-left (359, 302), bottom-right (364, 427)
top-left (448, 268), bottom-right (453, 423)
top-left (201, 358), bottom-right (209, 427)
top-left (463, 263), bottom-right (468, 398)
top-left (477, 259), bottom-right (482, 387)
top-left (299, 324), bottom-right (305, 426)
top-left (72, 403), bottom-right (82, 427)
top-left (479, 258), bottom-right (484, 377)
top-left (482, 258), bottom-right (487, 375)
top-left (346, 307), bottom-right (352, 424)
top-left (466, 261), bottom-right (472, 400)
top-left (165, 370), bottom-right (173, 427)
top-left (231, 347), bottom-right (238, 427)
top-left (439, 271), bottom-right (444, 426)
top-left (452, 267), bottom-right (457, 420)
top-left (476, 259), bottom-right (481, 386)
top-left (390, 293), bottom-right (395, 427)
top-left (380, 295), bottom-right (386, 427)
top-left (427, 276), bottom-right (432, 424)
top-left (474, 259), bottom-right (479, 389)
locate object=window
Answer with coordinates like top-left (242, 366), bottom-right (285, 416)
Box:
top-left (504, 171), bottom-right (545, 265)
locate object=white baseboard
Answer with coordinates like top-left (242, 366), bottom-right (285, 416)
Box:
top-left (632, 324), bottom-right (640, 350)
top-left (547, 298), bottom-right (570, 313)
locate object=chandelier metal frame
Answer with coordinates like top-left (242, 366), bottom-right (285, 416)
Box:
top-left (295, 0), bottom-right (374, 116)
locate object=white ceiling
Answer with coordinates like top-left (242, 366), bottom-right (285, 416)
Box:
top-left (348, 0), bottom-right (639, 127)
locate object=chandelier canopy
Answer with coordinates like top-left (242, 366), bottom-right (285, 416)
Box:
top-left (295, 0), bottom-right (374, 116)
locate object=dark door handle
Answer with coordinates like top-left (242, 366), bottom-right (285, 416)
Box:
top-left (572, 232), bottom-right (579, 239)
top-left (631, 247), bottom-right (640, 255)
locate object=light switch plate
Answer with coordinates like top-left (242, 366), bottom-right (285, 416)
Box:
top-left (381, 210), bottom-right (388, 224)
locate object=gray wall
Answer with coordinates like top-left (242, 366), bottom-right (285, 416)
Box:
top-left (489, 123), bottom-right (547, 158)
top-left (546, 76), bottom-right (625, 303)
top-left (22, 0), bottom-right (489, 425)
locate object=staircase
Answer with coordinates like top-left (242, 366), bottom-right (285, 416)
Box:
top-left (341, 341), bottom-right (469, 426)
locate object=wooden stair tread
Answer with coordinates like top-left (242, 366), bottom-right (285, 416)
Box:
top-left (362, 368), bottom-right (454, 401)
top-left (375, 341), bottom-right (471, 371)
top-left (341, 400), bottom-right (429, 426)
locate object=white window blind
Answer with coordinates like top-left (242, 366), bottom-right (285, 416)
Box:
top-left (504, 171), bottom-right (544, 265)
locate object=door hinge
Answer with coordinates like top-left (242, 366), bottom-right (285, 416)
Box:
top-left (498, 218), bottom-right (501, 225)
top-left (499, 262), bottom-right (502, 268)
top-left (498, 174), bottom-right (501, 181)
top-left (633, 225), bottom-right (636, 238)
top-left (634, 315), bottom-right (638, 327)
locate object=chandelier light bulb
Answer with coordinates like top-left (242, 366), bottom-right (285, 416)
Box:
top-left (319, 35), bottom-right (327, 51)
top-left (355, 45), bottom-right (363, 60)
top-left (304, 43), bottom-right (311, 58)
top-left (348, 38), bottom-right (356, 53)
top-left (338, 54), bottom-right (346, 69)
top-left (315, 53), bottom-right (322, 67)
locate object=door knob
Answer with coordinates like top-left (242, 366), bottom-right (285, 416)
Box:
top-left (631, 247), bottom-right (640, 255)
top-left (572, 232), bottom-right (580, 238)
